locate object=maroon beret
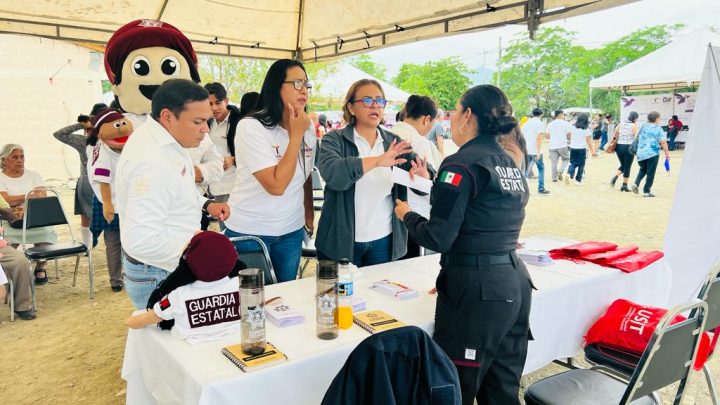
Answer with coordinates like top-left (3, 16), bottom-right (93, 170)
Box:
top-left (184, 231), bottom-right (238, 282)
top-left (104, 19), bottom-right (197, 84)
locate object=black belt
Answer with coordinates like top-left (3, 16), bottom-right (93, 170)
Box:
top-left (123, 250), bottom-right (144, 265)
top-left (441, 252), bottom-right (516, 267)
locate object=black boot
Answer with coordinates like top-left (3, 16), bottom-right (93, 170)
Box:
top-left (620, 184), bottom-right (630, 192)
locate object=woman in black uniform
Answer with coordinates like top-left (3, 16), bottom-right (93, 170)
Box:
top-left (395, 85), bottom-right (532, 405)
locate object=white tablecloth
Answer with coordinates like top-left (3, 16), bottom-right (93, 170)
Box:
top-left (122, 235), bottom-right (672, 405)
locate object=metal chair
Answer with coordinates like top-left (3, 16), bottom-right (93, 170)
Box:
top-left (21, 187), bottom-right (94, 298)
top-left (312, 167), bottom-right (324, 211)
top-left (4, 269), bottom-right (37, 322)
top-left (585, 262), bottom-right (720, 404)
top-left (525, 298), bottom-right (708, 405)
top-left (299, 237), bottom-right (317, 279)
top-left (228, 236), bottom-right (277, 285)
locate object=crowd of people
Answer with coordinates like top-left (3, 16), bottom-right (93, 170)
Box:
top-left (0, 55), bottom-right (678, 404)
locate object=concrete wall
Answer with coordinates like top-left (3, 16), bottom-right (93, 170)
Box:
top-left (0, 34), bottom-right (104, 184)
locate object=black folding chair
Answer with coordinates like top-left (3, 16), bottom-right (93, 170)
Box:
top-left (299, 237), bottom-right (316, 279)
top-left (525, 298), bottom-right (708, 405)
top-left (21, 188), bottom-right (93, 298)
top-left (585, 262), bottom-right (720, 404)
top-left (311, 167), bottom-right (324, 211)
top-left (227, 236), bottom-right (277, 285)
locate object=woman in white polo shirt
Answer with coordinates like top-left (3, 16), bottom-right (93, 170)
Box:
top-left (316, 79), bottom-right (424, 267)
top-left (224, 59), bottom-right (315, 283)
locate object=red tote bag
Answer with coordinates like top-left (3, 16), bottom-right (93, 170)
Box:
top-left (549, 241), bottom-right (617, 260)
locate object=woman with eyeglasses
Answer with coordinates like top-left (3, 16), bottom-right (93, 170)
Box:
top-left (223, 59), bottom-right (315, 283)
top-left (316, 79), bottom-right (426, 267)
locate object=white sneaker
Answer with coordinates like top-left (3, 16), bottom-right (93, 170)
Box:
top-left (575, 180), bottom-right (583, 186)
top-left (563, 175), bottom-right (570, 185)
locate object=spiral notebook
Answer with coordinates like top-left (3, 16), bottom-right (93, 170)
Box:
top-left (221, 342), bottom-right (287, 372)
top-left (353, 310), bottom-right (406, 334)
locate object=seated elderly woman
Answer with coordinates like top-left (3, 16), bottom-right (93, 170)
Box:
top-left (0, 144), bottom-right (57, 286)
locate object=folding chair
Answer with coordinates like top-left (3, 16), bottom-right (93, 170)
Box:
top-left (5, 270), bottom-right (37, 322)
top-left (311, 167), bottom-right (324, 212)
top-left (21, 187), bottom-right (94, 298)
top-left (227, 236), bottom-right (277, 285)
top-left (299, 237), bottom-right (316, 279)
top-left (585, 262), bottom-right (720, 404)
top-left (525, 298), bottom-right (708, 405)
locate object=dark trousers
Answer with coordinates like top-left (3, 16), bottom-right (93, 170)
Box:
top-left (616, 144), bottom-right (634, 178)
top-left (567, 148), bottom-right (587, 182)
top-left (433, 255), bottom-right (532, 405)
top-left (668, 132), bottom-right (677, 151)
top-left (600, 130), bottom-right (608, 149)
top-left (635, 155), bottom-right (659, 193)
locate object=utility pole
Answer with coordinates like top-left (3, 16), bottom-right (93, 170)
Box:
top-left (589, 77), bottom-right (593, 111)
top-left (496, 36), bottom-right (502, 87)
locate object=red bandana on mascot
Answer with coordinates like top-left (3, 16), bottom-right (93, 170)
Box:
top-left (104, 19), bottom-right (200, 122)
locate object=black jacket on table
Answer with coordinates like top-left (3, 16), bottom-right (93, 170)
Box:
top-left (321, 326), bottom-right (461, 405)
top-left (404, 134), bottom-right (529, 255)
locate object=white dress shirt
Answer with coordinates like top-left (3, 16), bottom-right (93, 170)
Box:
top-left (208, 116), bottom-right (237, 196)
top-left (352, 128), bottom-right (393, 242)
top-left (115, 118), bottom-right (207, 272)
top-left (188, 134), bottom-right (223, 195)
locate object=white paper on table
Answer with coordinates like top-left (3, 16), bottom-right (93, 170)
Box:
top-left (391, 167), bottom-right (432, 194)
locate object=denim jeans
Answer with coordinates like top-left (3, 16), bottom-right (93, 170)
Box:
top-left (353, 234), bottom-right (392, 267)
top-left (123, 256), bottom-right (170, 309)
top-left (600, 130), bottom-right (608, 150)
top-left (527, 154), bottom-right (546, 191)
top-left (224, 227), bottom-right (304, 283)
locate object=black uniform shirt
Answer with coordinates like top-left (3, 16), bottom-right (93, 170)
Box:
top-left (404, 134), bottom-right (529, 254)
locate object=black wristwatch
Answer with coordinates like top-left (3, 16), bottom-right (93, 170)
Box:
top-left (202, 199), bottom-right (214, 213)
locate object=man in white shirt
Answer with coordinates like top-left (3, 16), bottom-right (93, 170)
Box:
top-left (521, 108), bottom-right (550, 195)
top-left (204, 83), bottom-right (243, 210)
top-left (546, 110), bottom-right (572, 182)
top-left (115, 79), bottom-right (230, 309)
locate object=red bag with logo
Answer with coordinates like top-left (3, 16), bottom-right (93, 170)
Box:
top-left (607, 250), bottom-right (664, 273)
top-left (584, 299), bottom-right (710, 371)
top-left (549, 241), bottom-right (617, 260)
top-left (583, 246), bottom-right (639, 265)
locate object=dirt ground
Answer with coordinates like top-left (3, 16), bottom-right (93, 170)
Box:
top-left (0, 147), bottom-right (716, 404)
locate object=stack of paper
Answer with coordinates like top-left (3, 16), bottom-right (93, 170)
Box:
top-left (352, 296), bottom-right (367, 312)
top-left (517, 249), bottom-right (554, 266)
top-left (264, 298), bottom-right (305, 327)
top-left (370, 279), bottom-right (419, 300)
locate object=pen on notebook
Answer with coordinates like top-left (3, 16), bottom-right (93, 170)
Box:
top-left (264, 296), bottom-right (281, 305)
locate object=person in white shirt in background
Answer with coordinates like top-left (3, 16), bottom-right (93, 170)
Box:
top-left (426, 108), bottom-right (446, 158)
top-left (546, 109), bottom-right (572, 183)
top-left (115, 79), bottom-right (230, 309)
top-left (391, 95), bottom-right (442, 259)
top-left (522, 108), bottom-right (550, 195)
top-left (564, 113), bottom-right (596, 185)
top-left (224, 59), bottom-right (315, 283)
top-left (188, 135), bottom-right (223, 230)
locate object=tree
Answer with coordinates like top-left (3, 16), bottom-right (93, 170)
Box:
top-left (393, 57), bottom-right (474, 110)
top-left (350, 54), bottom-right (387, 81)
top-left (497, 25), bottom-right (682, 117)
top-left (198, 56), bottom-right (270, 102)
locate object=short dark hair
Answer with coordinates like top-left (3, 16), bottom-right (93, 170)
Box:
top-left (627, 111), bottom-right (639, 123)
top-left (240, 91), bottom-right (261, 118)
top-left (204, 82), bottom-right (228, 101)
top-left (574, 113), bottom-right (589, 130)
top-left (404, 95), bottom-right (437, 120)
top-left (554, 109), bottom-right (564, 118)
top-left (151, 79), bottom-right (209, 119)
top-left (90, 103), bottom-right (108, 116)
top-left (253, 59), bottom-right (307, 128)
top-left (459, 84), bottom-right (517, 138)
top-left (672, 115), bottom-right (678, 120)
top-left (647, 111), bottom-right (660, 123)
top-left (532, 107), bottom-right (543, 117)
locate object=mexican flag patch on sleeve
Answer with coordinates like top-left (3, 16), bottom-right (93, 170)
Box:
top-left (439, 171), bottom-right (462, 186)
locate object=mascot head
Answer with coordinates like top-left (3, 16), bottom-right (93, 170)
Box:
top-left (104, 19), bottom-right (199, 115)
top-left (91, 108), bottom-right (133, 151)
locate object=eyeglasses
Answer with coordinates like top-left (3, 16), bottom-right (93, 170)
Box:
top-left (353, 97), bottom-right (387, 108)
top-left (283, 79), bottom-right (312, 91)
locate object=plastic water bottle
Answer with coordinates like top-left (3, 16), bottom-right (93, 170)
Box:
top-left (239, 268), bottom-right (266, 355)
top-left (336, 258), bottom-right (354, 329)
top-left (316, 260), bottom-right (339, 340)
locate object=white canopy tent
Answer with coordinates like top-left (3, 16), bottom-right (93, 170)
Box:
top-left (0, 0), bottom-right (635, 62)
top-left (315, 63), bottom-right (410, 103)
top-left (590, 31), bottom-right (720, 91)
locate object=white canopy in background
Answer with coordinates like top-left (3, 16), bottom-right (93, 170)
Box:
top-left (0, 0), bottom-right (635, 61)
top-left (663, 45), bottom-right (720, 306)
top-left (316, 63), bottom-right (409, 103)
top-left (590, 31), bottom-right (720, 91)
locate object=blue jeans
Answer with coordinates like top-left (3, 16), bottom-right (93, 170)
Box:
top-left (600, 130), bottom-right (608, 150)
top-left (122, 256), bottom-right (170, 309)
top-left (353, 234), bottom-right (392, 267)
top-left (527, 154), bottom-right (546, 191)
top-left (224, 227), bottom-right (304, 283)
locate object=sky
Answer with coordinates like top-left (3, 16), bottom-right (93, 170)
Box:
top-left (367, 0), bottom-right (720, 77)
